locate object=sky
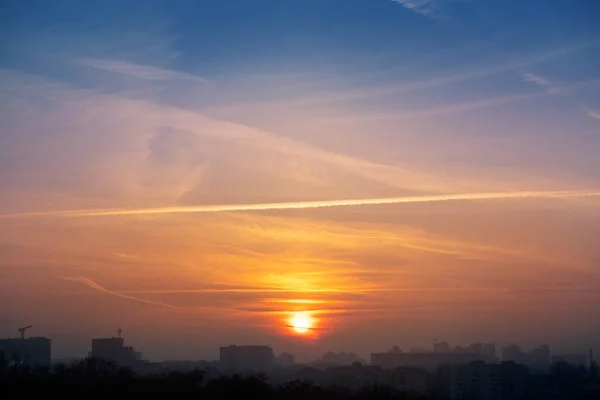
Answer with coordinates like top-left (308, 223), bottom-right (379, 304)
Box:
top-left (1, 0), bottom-right (600, 362)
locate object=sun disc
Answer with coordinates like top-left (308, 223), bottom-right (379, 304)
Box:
top-left (290, 313), bottom-right (312, 334)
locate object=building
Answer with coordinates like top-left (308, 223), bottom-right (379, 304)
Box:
top-left (450, 361), bottom-right (528, 400)
top-left (502, 344), bottom-right (550, 374)
top-left (0, 337), bottom-right (51, 368)
top-left (465, 343), bottom-right (484, 356)
top-left (434, 341), bottom-right (452, 353)
top-left (483, 343), bottom-right (496, 359)
top-left (371, 351), bottom-right (480, 371)
top-left (551, 353), bottom-right (588, 367)
top-left (275, 352), bottom-right (295, 367)
top-left (501, 345), bottom-right (524, 363)
top-left (433, 342), bottom-right (497, 362)
top-left (90, 337), bottom-right (142, 367)
top-left (219, 345), bottom-right (274, 371)
top-left (524, 345), bottom-right (550, 373)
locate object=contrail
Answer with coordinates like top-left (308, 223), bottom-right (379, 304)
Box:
top-left (2, 190), bottom-right (599, 219)
top-left (63, 277), bottom-right (177, 309)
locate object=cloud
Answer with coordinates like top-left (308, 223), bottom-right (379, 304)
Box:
top-left (3, 190), bottom-right (598, 219)
top-left (114, 252), bottom-right (141, 261)
top-left (140, 127), bottom-right (207, 194)
top-left (523, 73), bottom-right (600, 120)
top-left (391, 0), bottom-right (441, 18)
top-left (522, 72), bottom-right (553, 89)
top-left (583, 104), bottom-right (600, 119)
top-left (0, 71), bottom-right (473, 196)
top-left (77, 59), bottom-right (210, 84)
top-left (522, 72), bottom-right (561, 94)
top-left (63, 277), bottom-right (177, 308)
top-left (320, 91), bottom-right (543, 124)
top-left (211, 42), bottom-right (596, 115)
top-left (217, 76), bottom-right (598, 128)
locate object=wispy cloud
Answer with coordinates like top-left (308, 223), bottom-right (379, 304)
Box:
top-left (391, 0), bottom-right (441, 18)
top-left (0, 72), bottom-right (479, 205)
top-left (315, 78), bottom-right (599, 125)
top-left (114, 252), bottom-right (142, 261)
top-left (522, 72), bottom-right (561, 94)
top-left (214, 41), bottom-right (596, 111)
top-left (582, 104), bottom-right (600, 119)
top-left (523, 72), bottom-right (600, 120)
top-left (321, 92), bottom-right (541, 124)
top-left (77, 59), bottom-right (210, 84)
top-left (63, 277), bottom-right (177, 308)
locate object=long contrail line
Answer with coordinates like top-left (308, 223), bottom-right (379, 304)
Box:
top-left (1, 190), bottom-right (599, 219)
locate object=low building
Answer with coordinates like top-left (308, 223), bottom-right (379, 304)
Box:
top-left (551, 353), bottom-right (588, 368)
top-left (371, 351), bottom-right (480, 371)
top-left (275, 352), bottom-right (295, 367)
top-left (219, 345), bottom-right (274, 371)
top-left (0, 337), bottom-right (51, 367)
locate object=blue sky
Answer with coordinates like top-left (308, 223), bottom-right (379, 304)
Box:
top-left (4, 0), bottom-right (600, 79)
top-left (1, 1), bottom-right (600, 360)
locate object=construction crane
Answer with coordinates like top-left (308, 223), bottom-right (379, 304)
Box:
top-left (18, 325), bottom-right (32, 340)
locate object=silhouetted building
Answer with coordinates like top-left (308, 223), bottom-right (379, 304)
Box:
top-left (525, 345), bottom-right (550, 373)
top-left (219, 345), bottom-right (274, 371)
top-left (311, 351), bottom-right (365, 367)
top-left (450, 361), bottom-right (528, 400)
top-left (90, 337), bottom-right (141, 366)
top-left (434, 341), bottom-right (452, 353)
top-left (389, 345), bottom-right (403, 353)
top-left (552, 353), bottom-right (588, 367)
top-left (502, 345), bottom-right (524, 363)
top-left (371, 351), bottom-right (479, 371)
top-left (275, 352), bottom-right (295, 367)
top-left (434, 342), bottom-right (497, 362)
top-left (0, 337), bottom-right (51, 367)
top-left (466, 343), bottom-right (483, 356)
top-left (502, 344), bottom-right (550, 373)
top-left (483, 343), bottom-right (496, 359)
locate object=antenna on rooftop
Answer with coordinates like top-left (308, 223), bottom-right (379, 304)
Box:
top-left (117, 328), bottom-right (122, 338)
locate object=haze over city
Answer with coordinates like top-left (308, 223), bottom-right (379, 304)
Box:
top-left (1, 0), bottom-right (600, 364)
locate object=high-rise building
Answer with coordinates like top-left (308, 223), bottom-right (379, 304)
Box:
top-left (502, 344), bottom-right (550, 373)
top-left (90, 337), bottom-right (141, 366)
top-left (483, 343), bottom-right (496, 359)
top-left (434, 341), bottom-right (452, 353)
top-left (219, 345), bottom-right (274, 371)
top-left (502, 345), bottom-right (524, 363)
top-left (0, 337), bottom-right (51, 367)
top-left (466, 343), bottom-right (483, 357)
top-left (551, 353), bottom-right (588, 367)
top-left (450, 361), bottom-right (528, 400)
top-left (525, 345), bottom-right (550, 373)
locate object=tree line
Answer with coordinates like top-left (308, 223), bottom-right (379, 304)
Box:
top-left (1, 357), bottom-right (424, 399)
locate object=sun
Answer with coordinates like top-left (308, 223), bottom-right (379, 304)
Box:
top-left (290, 313), bottom-right (312, 334)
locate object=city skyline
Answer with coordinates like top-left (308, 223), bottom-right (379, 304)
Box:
top-left (1, 324), bottom-right (597, 365)
top-left (2, 0), bottom-right (600, 363)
